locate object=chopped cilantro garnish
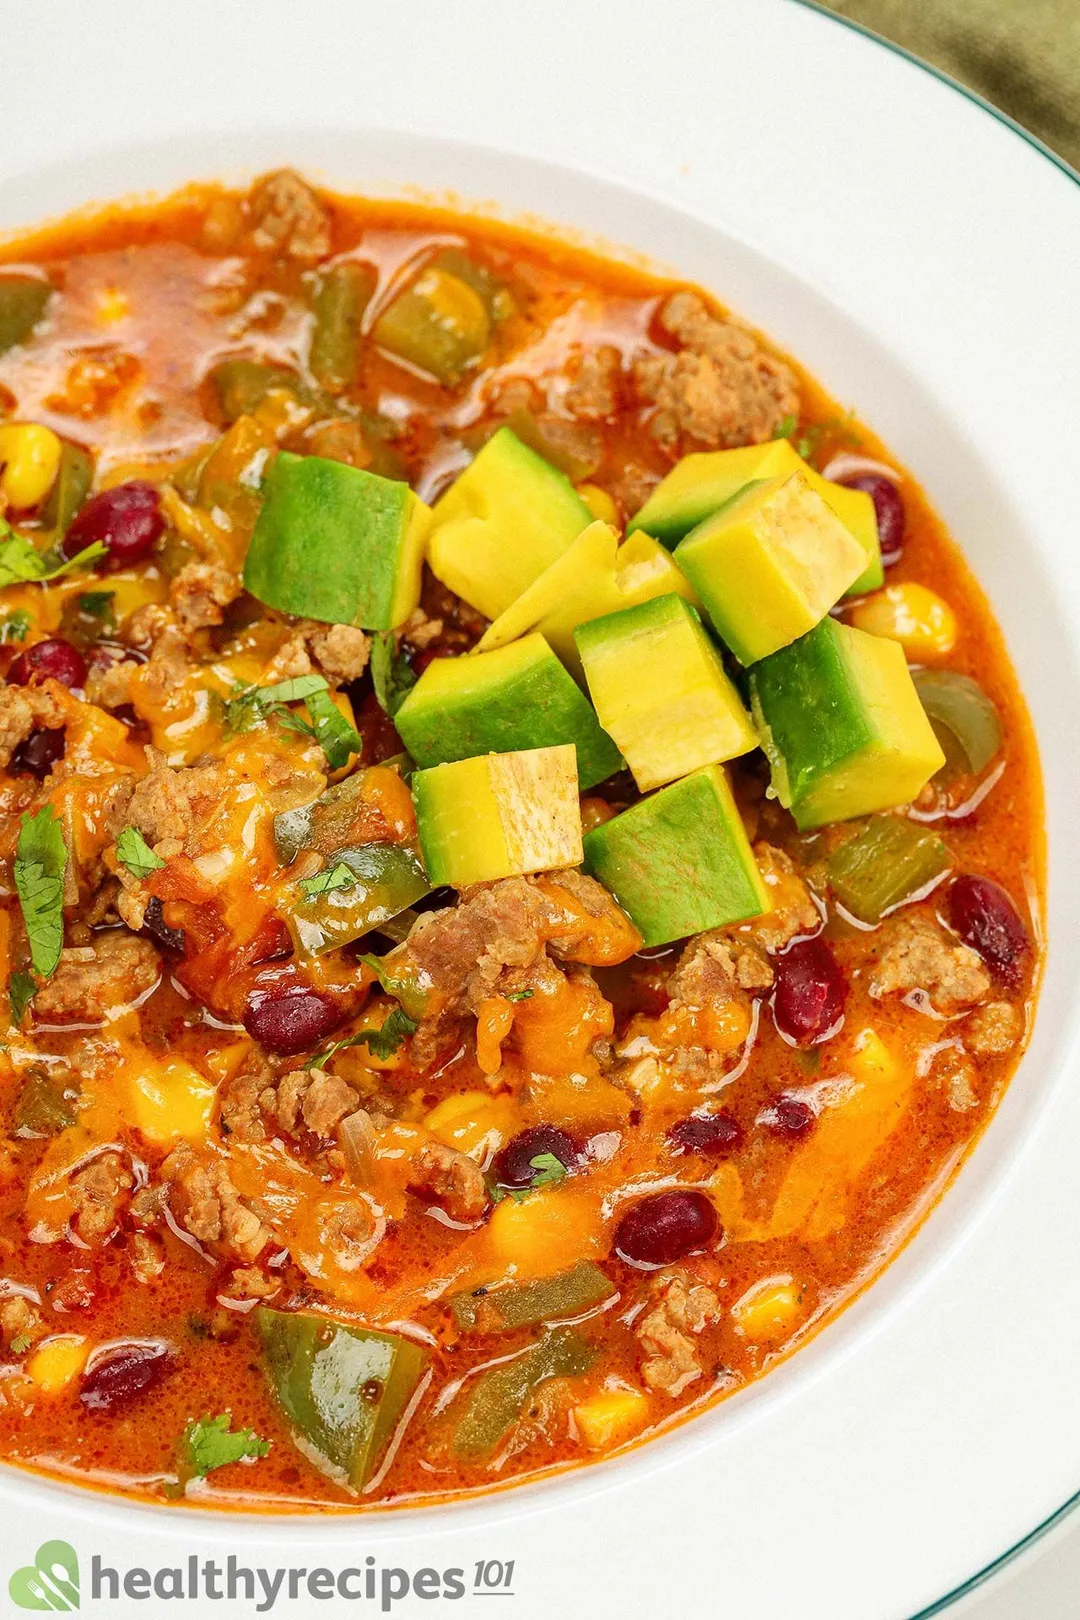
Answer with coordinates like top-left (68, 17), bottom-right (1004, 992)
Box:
top-left (371, 630), bottom-right (417, 718)
top-left (181, 1413), bottom-right (270, 1480)
top-left (116, 825), bottom-right (166, 880)
top-left (773, 414), bottom-right (796, 440)
top-left (298, 861), bottom-right (357, 899)
top-left (8, 971), bottom-right (36, 1027)
top-left (13, 806), bottom-right (67, 979)
top-left (305, 687), bottom-right (362, 769)
top-left (492, 1151), bottom-right (569, 1204)
top-left (9, 1333), bottom-right (32, 1356)
top-left (505, 988), bottom-right (534, 1003)
top-left (0, 609), bottom-right (30, 644)
top-left (0, 523), bottom-right (106, 590)
top-left (310, 1006), bottom-right (418, 1069)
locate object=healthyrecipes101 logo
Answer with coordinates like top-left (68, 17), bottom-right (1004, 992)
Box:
top-left (9, 1541), bottom-right (80, 1611)
top-left (7, 1539), bottom-right (519, 1612)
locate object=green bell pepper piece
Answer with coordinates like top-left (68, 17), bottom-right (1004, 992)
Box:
top-left (309, 263), bottom-right (375, 393)
top-left (273, 766), bottom-right (411, 864)
top-left (289, 842), bottom-right (430, 957)
top-left (451, 1328), bottom-right (598, 1460)
top-left (13, 1064), bottom-right (80, 1137)
top-left (826, 815), bottom-right (950, 924)
top-left (257, 1308), bottom-right (428, 1491)
top-left (0, 276), bottom-right (51, 356)
top-left (42, 442), bottom-right (93, 536)
top-left (912, 669), bottom-right (1002, 778)
top-left (452, 1261), bottom-right (614, 1333)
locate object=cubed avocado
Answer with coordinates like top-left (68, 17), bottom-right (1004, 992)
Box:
top-left (575, 594), bottom-right (756, 791)
top-left (427, 427), bottom-right (592, 621)
top-left (412, 745), bottom-right (583, 887)
top-left (748, 616), bottom-right (946, 830)
top-left (243, 451), bottom-right (430, 630)
top-left (581, 765), bottom-right (768, 948)
top-left (394, 633), bottom-right (622, 789)
top-left (673, 471), bottom-right (866, 665)
top-left (628, 440), bottom-right (883, 595)
top-left (476, 521), bottom-right (700, 681)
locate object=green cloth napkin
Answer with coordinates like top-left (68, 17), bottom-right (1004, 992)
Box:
top-left (823, 0), bottom-right (1080, 170)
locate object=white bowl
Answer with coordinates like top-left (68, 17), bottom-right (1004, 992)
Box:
top-left (3, 3), bottom-right (1080, 1616)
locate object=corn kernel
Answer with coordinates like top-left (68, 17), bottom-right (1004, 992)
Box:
top-left (0, 424), bottom-right (63, 509)
top-left (26, 1334), bottom-right (89, 1394)
top-left (424, 1089), bottom-right (521, 1157)
top-left (850, 582), bottom-right (957, 659)
top-left (130, 1058), bottom-right (216, 1145)
top-left (577, 483), bottom-right (618, 524)
top-left (574, 1386), bottom-right (650, 1449)
top-left (731, 1276), bottom-right (803, 1343)
top-left (488, 1186), bottom-right (602, 1278)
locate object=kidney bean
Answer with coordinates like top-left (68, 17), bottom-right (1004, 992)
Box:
top-left (11, 727), bottom-right (65, 778)
top-left (243, 983), bottom-right (347, 1055)
top-left (837, 472), bottom-right (905, 566)
top-left (141, 896), bottom-right (186, 955)
top-left (772, 936), bottom-right (846, 1045)
top-left (762, 1095), bottom-right (816, 1139)
top-left (7, 636), bottom-right (86, 690)
top-left (80, 1341), bottom-right (175, 1411)
top-left (493, 1125), bottom-right (579, 1189)
top-left (949, 874), bottom-right (1029, 986)
top-left (613, 1189), bottom-right (719, 1269)
top-left (63, 479), bottom-right (164, 567)
top-left (668, 1111), bottom-right (742, 1157)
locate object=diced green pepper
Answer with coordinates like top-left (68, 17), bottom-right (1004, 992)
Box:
top-left (912, 669), bottom-right (1002, 777)
top-left (210, 358), bottom-right (308, 423)
top-left (0, 276), bottom-right (52, 356)
top-left (826, 815), bottom-right (950, 923)
top-left (42, 442), bottom-right (93, 536)
top-left (309, 262), bottom-right (376, 393)
top-left (59, 589), bottom-right (117, 650)
top-left (373, 266), bottom-right (491, 386)
top-left (273, 767), bottom-right (411, 864)
top-left (13, 1065), bottom-right (79, 1137)
top-left (452, 1262), bottom-right (614, 1333)
top-left (289, 843), bottom-right (430, 956)
top-left (451, 1328), bottom-right (598, 1460)
top-left (257, 1307), bottom-right (428, 1491)
top-left (430, 249), bottom-right (514, 320)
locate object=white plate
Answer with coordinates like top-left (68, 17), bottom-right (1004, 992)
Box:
top-left (2, 3), bottom-right (1079, 1616)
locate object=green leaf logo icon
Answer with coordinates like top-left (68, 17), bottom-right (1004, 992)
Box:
top-left (8, 1541), bottom-right (79, 1610)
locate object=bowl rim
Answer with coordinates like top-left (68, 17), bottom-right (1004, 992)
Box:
top-left (1, 4), bottom-right (1080, 1616)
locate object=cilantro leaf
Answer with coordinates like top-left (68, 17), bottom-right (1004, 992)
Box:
top-left (14, 806), bottom-right (67, 979)
top-left (305, 687), bottom-right (362, 769)
top-left (298, 861), bottom-right (357, 899)
top-left (310, 1006), bottom-right (418, 1069)
top-left (527, 1151), bottom-right (567, 1189)
top-left (116, 825), bottom-right (166, 880)
top-left (491, 1151), bottom-right (568, 1204)
top-left (259, 673), bottom-right (328, 705)
top-left (0, 609), bottom-right (30, 645)
top-left (8, 971), bottom-right (36, 1027)
top-left (182, 1413), bottom-right (270, 1479)
top-left (0, 529), bottom-right (107, 590)
top-left (9, 1333), bottom-right (32, 1356)
top-left (773, 414), bottom-right (797, 440)
top-left (371, 630), bottom-right (417, 718)
top-left (506, 988), bottom-right (534, 1003)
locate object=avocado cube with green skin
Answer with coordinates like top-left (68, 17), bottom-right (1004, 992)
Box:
top-left (749, 616), bottom-right (946, 830)
top-left (243, 452), bottom-right (430, 631)
top-left (256, 1308), bottom-right (428, 1491)
top-left (628, 440), bottom-right (883, 596)
top-left (674, 471), bottom-right (867, 666)
top-left (427, 427), bottom-right (592, 621)
top-left (476, 520), bottom-right (701, 681)
top-left (581, 765), bottom-right (768, 948)
top-left (575, 594), bottom-right (756, 791)
top-left (413, 744), bottom-right (583, 888)
top-left (394, 633), bottom-right (621, 789)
